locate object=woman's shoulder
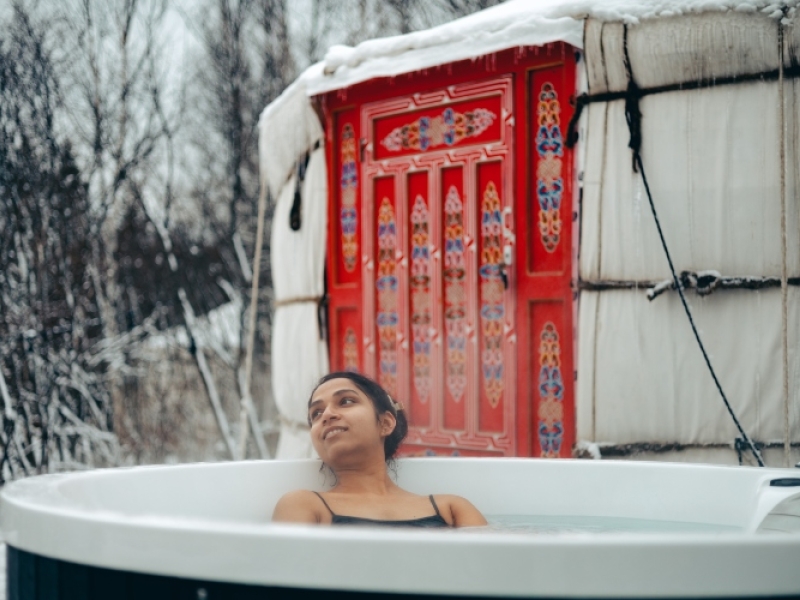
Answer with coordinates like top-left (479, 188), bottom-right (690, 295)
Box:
top-left (278, 489), bottom-right (321, 503)
top-left (431, 494), bottom-right (488, 527)
top-left (272, 489), bottom-right (325, 523)
top-left (431, 493), bottom-right (476, 508)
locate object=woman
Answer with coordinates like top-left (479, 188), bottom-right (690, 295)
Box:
top-left (272, 371), bottom-right (487, 528)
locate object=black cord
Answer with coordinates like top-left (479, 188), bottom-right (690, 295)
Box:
top-left (632, 151), bottom-right (765, 467)
top-left (617, 24), bottom-right (763, 467)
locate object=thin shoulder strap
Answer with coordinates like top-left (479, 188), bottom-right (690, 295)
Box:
top-left (428, 494), bottom-right (442, 517)
top-left (313, 491), bottom-right (336, 517)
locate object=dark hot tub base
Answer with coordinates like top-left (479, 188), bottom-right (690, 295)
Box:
top-left (6, 546), bottom-right (542, 600)
top-left (9, 546), bottom-right (284, 600)
top-left (7, 546), bottom-right (798, 600)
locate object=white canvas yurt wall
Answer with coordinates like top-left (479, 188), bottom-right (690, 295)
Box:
top-left (259, 77), bottom-right (328, 459)
top-left (576, 11), bottom-right (800, 466)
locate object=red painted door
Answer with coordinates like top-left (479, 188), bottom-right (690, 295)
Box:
top-left (323, 44), bottom-right (577, 458)
top-left (362, 78), bottom-right (516, 456)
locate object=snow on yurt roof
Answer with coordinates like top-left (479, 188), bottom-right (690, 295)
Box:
top-left (306, 0), bottom-right (797, 95)
top-left (308, 0), bottom-right (580, 96)
top-left (258, 0), bottom-right (796, 194)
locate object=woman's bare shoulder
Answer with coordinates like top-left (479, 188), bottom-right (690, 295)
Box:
top-left (272, 489), bottom-right (324, 524)
top-left (432, 493), bottom-right (479, 509)
top-left (433, 494), bottom-right (488, 527)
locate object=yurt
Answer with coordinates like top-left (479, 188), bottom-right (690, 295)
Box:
top-left (258, 0), bottom-right (800, 466)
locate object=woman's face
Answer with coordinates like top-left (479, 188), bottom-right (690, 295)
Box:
top-left (308, 378), bottom-right (395, 465)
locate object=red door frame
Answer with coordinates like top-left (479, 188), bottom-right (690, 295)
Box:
top-left (318, 43), bottom-right (578, 457)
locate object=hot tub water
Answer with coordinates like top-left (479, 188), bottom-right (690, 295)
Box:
top-left (485, 514), bottom-right (742, 534)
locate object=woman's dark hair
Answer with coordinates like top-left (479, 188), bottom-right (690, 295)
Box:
top-left (309, 371), bottom-right (408, 462)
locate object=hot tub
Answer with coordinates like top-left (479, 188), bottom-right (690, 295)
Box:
top-left (2, 458), bottom-right (800, 598)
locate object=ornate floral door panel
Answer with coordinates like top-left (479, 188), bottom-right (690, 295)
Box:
top-left (361, 78), bottom-right (516, 456)
top-left (407, 169), bottom-right (433, 429)
top-left (514, 64), bottom-right (577, 458)
top-left (373, 175), bottom-right (401, 399)
top-left (372, 96), bottom-right (503, 160)
top-left (476, 160), bottom-right (508, 435)
top-left (441, 166), bottom-right (467, 433)
top-left (327, 108), bottom-right (364, 374)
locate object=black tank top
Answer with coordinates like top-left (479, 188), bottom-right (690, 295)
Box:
top-left (313, 492), bottom-right (450, 528)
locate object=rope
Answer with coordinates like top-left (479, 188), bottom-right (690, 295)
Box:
top-left (633, 153), bottom-right (765, 467)
top-left (591, 25), bottom-right (611, 442)
top-left (273, 295), bottom-right (324, 309)
top-left (289, 150), bottom-right (312, 232)
top-left (567, 64), bottom-right (800, 149)
top-left (621, 26), bottom-right (765, 467)
top-left (239, 182), bottom-right (272, 460)
top-left (579, 439), bottom-right (800, 459)
top-left (579, 274), bottom-right (800, 295)
top-left (778, 19), bottom-right (791, 468)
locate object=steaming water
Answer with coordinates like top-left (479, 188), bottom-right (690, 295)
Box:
top-left (484, 515), bottom-right (742, 534)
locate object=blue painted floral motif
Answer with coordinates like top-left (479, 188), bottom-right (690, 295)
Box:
top-left (410, 195), bottom-right (431, 403)
top-left (340, 124), bottom-right (359, 271)
top-left (535, 83), bottom-right (564, 253)
top-left (444, 186), bottom-right (467, 402)
top-left (537, 322), bottom-right (564, 457)
top-left (479, 181), bottom-right (504, 408)
top-left (376, 198), bottom-right (398, 395)
top-left (381, 108), bottom-right (496, 153)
